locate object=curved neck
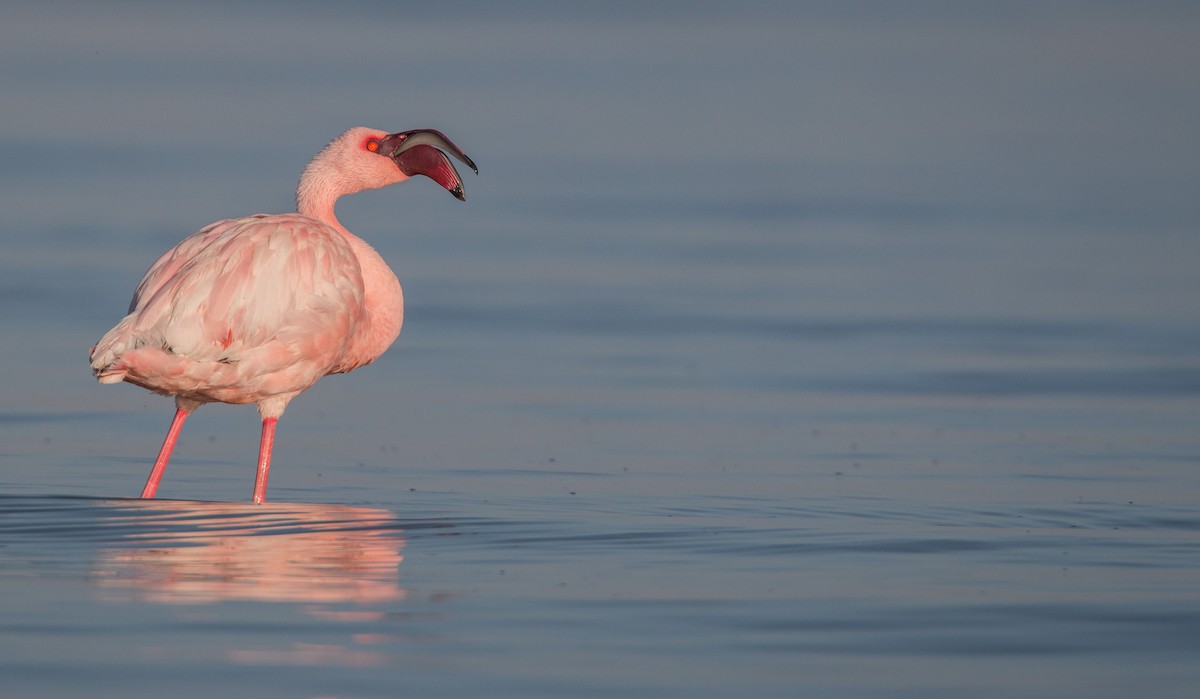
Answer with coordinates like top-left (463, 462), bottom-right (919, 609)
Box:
top-left (295, 171), bottom-right (404, 367)
top-left (296, 170), bottom-right (340, 226)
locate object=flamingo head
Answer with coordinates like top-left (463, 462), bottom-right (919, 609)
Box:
top-left (299, 127), bottom-right (477, 215)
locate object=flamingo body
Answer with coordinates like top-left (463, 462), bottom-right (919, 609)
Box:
top-left (90, 126), bottom-right (476, 502)
top-left (93, 213), bottom-right (372, 409)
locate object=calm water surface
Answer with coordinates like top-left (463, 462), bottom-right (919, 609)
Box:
top-left (2, 3), bottom-right (1199, 698)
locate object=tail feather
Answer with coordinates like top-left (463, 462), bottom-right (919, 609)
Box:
top-left (90, 317), bottom-right (136, 384)
top-left (94, 362), bottom-right (128, 384)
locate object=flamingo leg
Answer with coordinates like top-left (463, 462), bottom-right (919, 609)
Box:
top-left (141, 408), bottom-right (191, 498)
top-left (252, 417), bottom-right (278, 504)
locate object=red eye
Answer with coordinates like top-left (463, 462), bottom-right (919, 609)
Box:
top-left (365, 138), bottom-right (380, 153)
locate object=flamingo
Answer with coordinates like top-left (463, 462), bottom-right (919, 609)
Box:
top-left (89, 126), bottom-right (476, 503)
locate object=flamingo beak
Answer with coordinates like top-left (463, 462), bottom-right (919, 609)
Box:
top-left (379, 129), bottom-right (478, 201)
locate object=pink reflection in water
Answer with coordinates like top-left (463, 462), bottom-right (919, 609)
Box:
top-left (90, 499), bottom-right (407, 606)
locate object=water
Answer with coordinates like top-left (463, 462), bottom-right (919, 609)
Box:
top-left (2, 2), bottom-right (1199, 697)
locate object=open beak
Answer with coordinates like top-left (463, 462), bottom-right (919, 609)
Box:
top-left (378, 129), bottom-right (478, 201)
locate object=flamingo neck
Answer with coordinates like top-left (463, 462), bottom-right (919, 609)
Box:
top-left (296, 173), bottom-right (341, 227)
top-left (296, 181), bottom-right (404, 367)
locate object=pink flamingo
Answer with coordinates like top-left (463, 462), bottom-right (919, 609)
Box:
top-left (89, 126), bottom-right (476, 503)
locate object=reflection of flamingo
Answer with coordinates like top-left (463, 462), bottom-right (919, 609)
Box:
top-left (91, 500), bottom-right (408, 606)
top-left (89, 127), bottom-right (476, 502)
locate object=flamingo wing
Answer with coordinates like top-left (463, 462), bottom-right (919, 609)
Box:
top-left (92, 214), bottom-right (366, 402)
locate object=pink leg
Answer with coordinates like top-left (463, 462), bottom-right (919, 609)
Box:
top-left (141, 408), bottom-right (191, 498)
top-left (252, 417), bottom-right (278, 504)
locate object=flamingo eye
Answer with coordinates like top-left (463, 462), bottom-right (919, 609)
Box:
top-left (365, 138), bottom-right (381, 153)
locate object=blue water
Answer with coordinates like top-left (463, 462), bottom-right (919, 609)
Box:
top-left (2, 2), bottom-right (1200, 697)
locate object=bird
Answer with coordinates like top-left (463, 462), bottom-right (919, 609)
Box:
top-left (89, 126), bottom-right (477, 503)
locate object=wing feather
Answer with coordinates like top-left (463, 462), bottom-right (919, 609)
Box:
top-left (91, 214), bottom-right (365, 402)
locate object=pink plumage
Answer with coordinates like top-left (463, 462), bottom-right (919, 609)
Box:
top-left (90, 126), bottom-right (476, 503)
